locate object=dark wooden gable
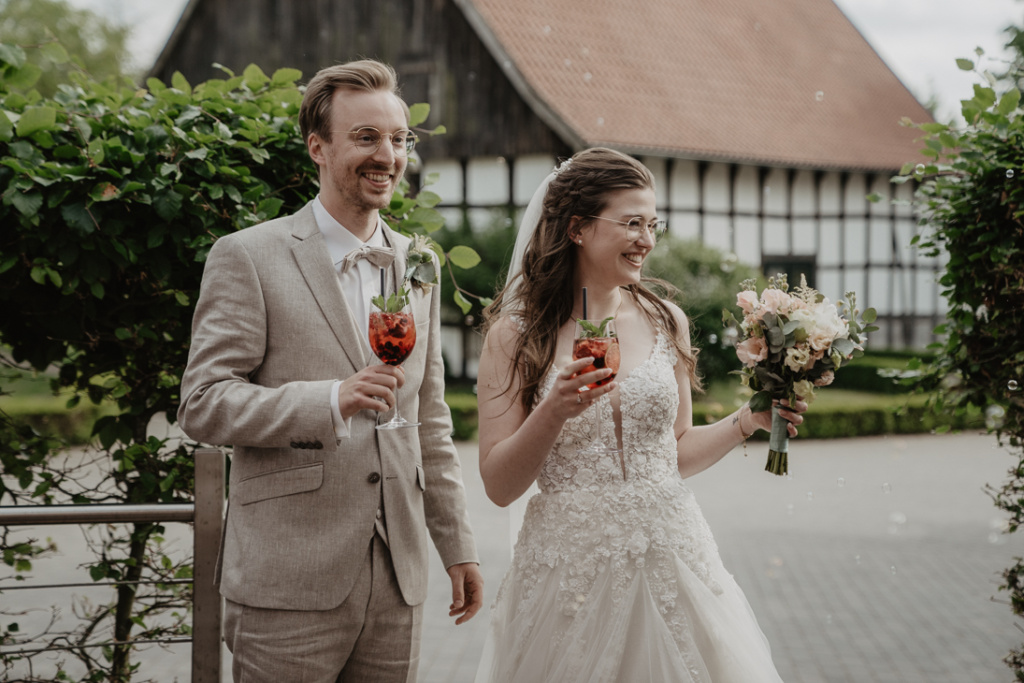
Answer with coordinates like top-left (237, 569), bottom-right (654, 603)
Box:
top-left (151, 0), bottom-right (571, 161)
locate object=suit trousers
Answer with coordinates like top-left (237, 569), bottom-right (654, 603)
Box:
top-left (224, 534), bottom-right (423, 683)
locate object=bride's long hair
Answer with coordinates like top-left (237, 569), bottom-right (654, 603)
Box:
top-left (483, 147), bottom-right (701, 413)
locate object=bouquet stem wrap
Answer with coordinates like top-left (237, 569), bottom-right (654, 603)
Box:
top-left (766, 405), bottom-right (789, 476)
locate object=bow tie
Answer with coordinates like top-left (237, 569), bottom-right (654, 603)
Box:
top-left (338, 244), bottom-right (395, 274)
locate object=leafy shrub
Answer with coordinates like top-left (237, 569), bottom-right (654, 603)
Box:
top-left (888, 51), bottom-right (1024, 676)
top-left (645, 237), bottom-right (760, 383)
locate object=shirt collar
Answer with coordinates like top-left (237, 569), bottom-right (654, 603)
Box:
top-left (312, 195), bottom-right (385, 268)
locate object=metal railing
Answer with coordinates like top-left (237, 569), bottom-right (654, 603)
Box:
top-left (0, 447), bottom-right (225, 682)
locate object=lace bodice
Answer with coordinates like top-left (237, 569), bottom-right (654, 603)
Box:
top-left (497, 331), bottom-right (725, 655)
top-left (536, 331), bottom-right (681, 491)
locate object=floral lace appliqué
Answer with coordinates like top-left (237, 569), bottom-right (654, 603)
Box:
top-left (495, 331), bottom-right (725, 657)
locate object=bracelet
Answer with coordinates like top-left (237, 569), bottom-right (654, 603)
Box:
top-left (735, 408), bottom-right (753, 456)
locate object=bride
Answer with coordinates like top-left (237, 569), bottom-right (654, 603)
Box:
top-left (473, 148), bottom-right (806, 682)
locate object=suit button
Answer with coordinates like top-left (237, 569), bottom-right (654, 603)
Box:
top-left (376, 509), bottom-right (382, 519)
top-left (367, 472), bottom-right (381, 484)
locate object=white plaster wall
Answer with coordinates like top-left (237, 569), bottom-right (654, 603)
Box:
top-left (703, 163), bottom-right (731, 213)
top-left (641, 155), bottom-right (670, 208)
top-left (467, 157), bottom-right (509, 205)
top-left (670, 160), bottom-right (700, 210)
top-left (513, 155), bottom-right (557, 205)
top-left (421, 158), bottom-right (463, 203)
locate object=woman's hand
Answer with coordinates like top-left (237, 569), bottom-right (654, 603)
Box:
top-left (748, 397), bottom-right (808, 437)
top-left (538, 356), bottom-right (615, 423)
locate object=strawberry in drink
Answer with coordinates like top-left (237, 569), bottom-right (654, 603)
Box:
top-left (573, 337), bottom-right (620, 388)
top-left (369, 311), bottom-right (416, 366)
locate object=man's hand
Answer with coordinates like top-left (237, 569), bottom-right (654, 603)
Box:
top-left (338, 365), bottom-right (405, 420)
top-left (446, 562), bottom-right (484, 625)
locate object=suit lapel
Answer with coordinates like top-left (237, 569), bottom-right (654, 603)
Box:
top-left (291, 204), bottom-right (369, 370)
top-left (381, 221), bottom-right (408, 299)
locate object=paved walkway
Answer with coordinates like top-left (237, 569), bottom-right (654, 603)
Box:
top-left (420, 432), bottom-right (1023, 683)
top-left (4, 432), bottom-right (1021, 681)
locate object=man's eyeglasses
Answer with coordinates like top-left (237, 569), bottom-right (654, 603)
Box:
top-left (588, 215), bottom-right (667, 242)
top-left (337, 127), bottom-right (418, 156)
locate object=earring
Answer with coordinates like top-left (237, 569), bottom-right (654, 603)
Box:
top-left (576, 239), bottom-right (583, 246)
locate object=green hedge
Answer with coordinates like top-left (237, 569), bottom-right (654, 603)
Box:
top-left (835, 350), bottom-right (935, 395)
top-left (445, 390), bottom-right (479, 441)
top-left (6, 389), bottom-right (981, 445)
top-left (693, 399), bottom-right (984, 440)
top-left (0, 397), bottom-right (109, 445)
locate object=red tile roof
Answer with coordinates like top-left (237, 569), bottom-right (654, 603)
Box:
top-left (456, 0), bottom-right (932, 172)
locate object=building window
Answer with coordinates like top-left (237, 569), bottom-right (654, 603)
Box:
top-left (761, 255), bottom-right (816, 289)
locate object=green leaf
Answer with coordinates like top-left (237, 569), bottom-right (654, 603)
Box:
top-left (171, 71), bottom-right (192, 95)
top-left (40, 42), bottom-right (70, 65)
top-left (407, 206), bottom-right (444, 232)
top-left (0, 43), bottom-right (27, 69)
top-left (270, 67), bottom-right (303, 86)
top-left (154, 190), bottom-right (184, 221)
top-left (577, 316), bottom-right (615, 337)
top-left (15, 106), bottom-right (57, 137)
top-left (414, 190), bottom-right (441, 208)
top-left (997, 88), bottom-right (1021, 116)
top-left (956, 58), bottom-right (974, 71)
top-left (8, 189), bottom-right (42, 216)
top-left (0, 110), bottom-right (12, 141)
top-left (408, 102), bottom-right (430, 128)
top-left (243, 64), bottom-right (270, 90)
top-left (748, 391), bottom-right (772, 413)
top-left (447, 245), bottom-right (481, 269)
top-left (7, 62), bottom-right (42, 90)
top-left (61, 203), bottom-right (94, 233)
top-left (973, 84), bottom-right (996, 109)
top-left (862, 308), bottom-right (877, 324)
top-left (453, 289), bottom-right (472, 315)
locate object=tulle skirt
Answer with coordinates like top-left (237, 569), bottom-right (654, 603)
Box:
top-left (475, 532), bottom-right (784, 683)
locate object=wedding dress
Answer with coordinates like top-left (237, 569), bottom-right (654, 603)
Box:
top-left (475, 332), bottom-right (785, 683)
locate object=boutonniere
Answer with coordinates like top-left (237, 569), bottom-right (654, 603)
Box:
top-left (404, 234), bottom-right (439, 292)
top-left (371, 235), bottom-right (440, 313)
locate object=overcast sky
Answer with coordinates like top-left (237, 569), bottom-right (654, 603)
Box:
top-left (68, 0), bottom-right (1023, 122)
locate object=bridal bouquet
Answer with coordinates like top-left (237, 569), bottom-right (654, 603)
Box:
top-left (723, 274), bottom-right (877, 475)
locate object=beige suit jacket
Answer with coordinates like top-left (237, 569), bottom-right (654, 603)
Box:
top-left (177, 202), bottom-right (478, 611)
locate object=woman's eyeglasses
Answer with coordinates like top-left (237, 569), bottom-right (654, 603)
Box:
top-left (588, 215), bottom-right (667, 241)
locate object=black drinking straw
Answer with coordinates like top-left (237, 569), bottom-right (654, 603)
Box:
top-left (582, 287), bottom-right (588, 320)
top-left (380, 268), bottom-right (386, 297)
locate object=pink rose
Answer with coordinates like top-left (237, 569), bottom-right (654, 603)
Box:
top-left (760, 288), bottom-right (791, 315)
top-left (737, 290), bottom-right (759, 315)
top-left (735, 336), bottom-right (768, 367)
top-left (814, 371), bottom-right (835, 386)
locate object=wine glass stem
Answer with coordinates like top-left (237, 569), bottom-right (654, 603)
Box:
top-left (592, 397), bottom-right (603, 448)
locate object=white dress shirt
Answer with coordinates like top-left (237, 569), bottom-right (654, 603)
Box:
top-left (312, 196), bottom-right (388, 439)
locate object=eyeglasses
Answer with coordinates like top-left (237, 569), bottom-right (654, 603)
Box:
top-left (588, 215), bottom-right (667, 241)
top-left (336, 127), bottom-right (418, 156)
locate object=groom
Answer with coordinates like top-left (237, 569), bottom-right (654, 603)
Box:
top-left (178, 59), bottom-right (481, 682)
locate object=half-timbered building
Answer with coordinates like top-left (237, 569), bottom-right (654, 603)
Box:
top-left (153, 0), bottom-right (936, 369)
